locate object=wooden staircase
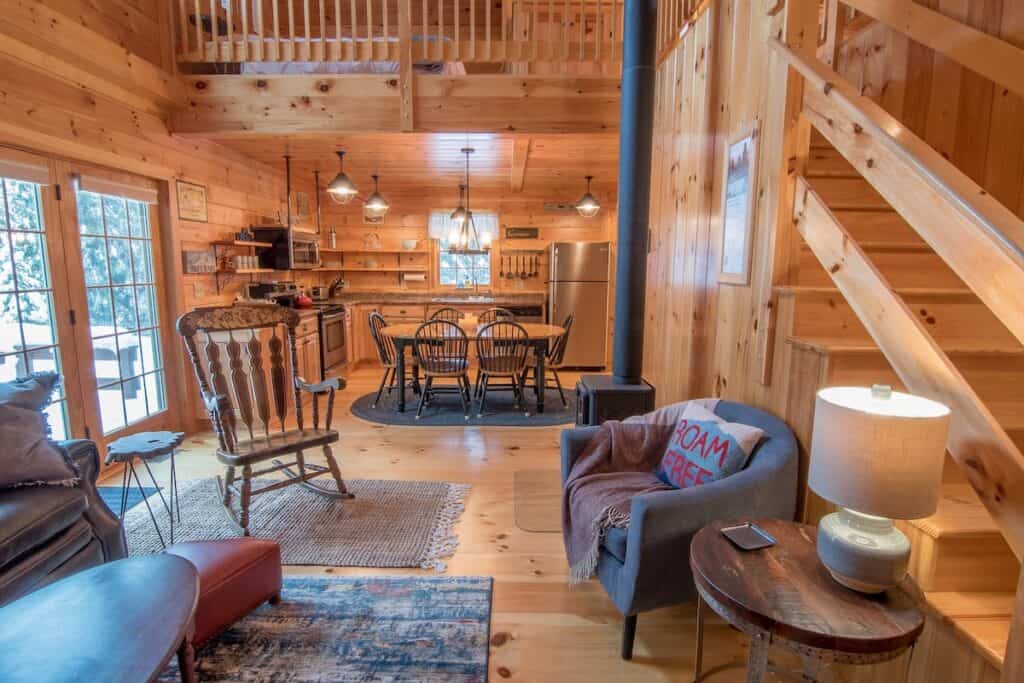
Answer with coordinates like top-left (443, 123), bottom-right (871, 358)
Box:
top-left (780, 130), bottom-right (1021, 677)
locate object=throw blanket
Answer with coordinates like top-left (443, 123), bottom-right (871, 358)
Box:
top-left (563, 399), bottom-right (719, 583)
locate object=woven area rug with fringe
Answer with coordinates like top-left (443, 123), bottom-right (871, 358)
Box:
top-left (123, 477), bottom-right (469, 570)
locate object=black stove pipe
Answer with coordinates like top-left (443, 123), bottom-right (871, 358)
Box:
top-left (612, 0), bottom-right (658, 385)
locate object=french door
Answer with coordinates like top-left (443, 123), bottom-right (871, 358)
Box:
top-left (0, 147), bottom-right (175, 447)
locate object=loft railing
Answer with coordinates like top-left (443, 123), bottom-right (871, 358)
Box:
top-left (768, 34), bottom-right (1024, 681)
top-left (655, 0), bottom-right (707, 63)
top-left (175, 0), bottom-right (624, 66)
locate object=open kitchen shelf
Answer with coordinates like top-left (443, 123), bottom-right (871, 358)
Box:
top-left (211, 240), bottom-right (273, 248)
top-left (213, 267), bottom-right (276, 294)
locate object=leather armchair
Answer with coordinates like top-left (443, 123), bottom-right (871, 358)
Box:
top-left (561, 401), bottom-right (799, 659)
top-left (0, 440), bottom-right (127, 605)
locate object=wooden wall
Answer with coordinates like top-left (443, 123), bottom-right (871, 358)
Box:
top-left (643, 0), bottom-right (809, 412)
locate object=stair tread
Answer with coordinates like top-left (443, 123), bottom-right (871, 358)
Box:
top-left (786, 336), bottom-right (1024, 357)
top-left (910, 483), bottom-right (1005, 538)
top-left (925, 591), bottom-right (1012, 669)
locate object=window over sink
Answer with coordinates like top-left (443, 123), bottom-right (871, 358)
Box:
top-left (428, 211), bottom-right (499, 288)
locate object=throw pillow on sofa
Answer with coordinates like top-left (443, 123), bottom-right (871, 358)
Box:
top-left (656, 402), bottom-right (764, 489)
top-left (0, 372), bottom-right (78, 489)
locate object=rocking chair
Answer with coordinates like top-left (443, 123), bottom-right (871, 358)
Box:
top-left (177, 305), bottom-right (353, 536)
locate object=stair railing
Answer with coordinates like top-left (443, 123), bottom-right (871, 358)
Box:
top-left (768, 36), bottom-right (1024, 681)
top-left (175, 0), bottom-right (624, 68)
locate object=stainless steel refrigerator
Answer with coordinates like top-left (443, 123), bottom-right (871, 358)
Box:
top-left (547, 241), bottom-right (610, 368)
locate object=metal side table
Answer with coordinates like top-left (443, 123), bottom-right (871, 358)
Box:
top-left (106, 431), bottom-right (185, 548)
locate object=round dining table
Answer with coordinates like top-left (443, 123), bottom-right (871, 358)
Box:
top-left (380, 321), bottom-right (565, 414)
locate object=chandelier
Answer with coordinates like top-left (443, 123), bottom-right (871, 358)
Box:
top-left (446, 147), bottom-right (491, 254)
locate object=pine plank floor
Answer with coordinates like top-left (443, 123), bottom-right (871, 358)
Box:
top-left (102, 367), bottom-right (757, 681)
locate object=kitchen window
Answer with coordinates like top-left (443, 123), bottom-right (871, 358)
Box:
top-left (428, 210), bottom-right (499, 288)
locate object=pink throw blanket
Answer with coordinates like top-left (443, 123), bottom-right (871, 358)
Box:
top-left (562, 399), bottom-right (719, 582)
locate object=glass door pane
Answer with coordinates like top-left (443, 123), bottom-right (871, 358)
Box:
top-left (76, 189), bottom-right (166, 434)
top-left (0, 176), bottom-right (69, 439)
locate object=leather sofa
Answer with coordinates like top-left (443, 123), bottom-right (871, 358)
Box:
top-left (0, 439), bottom-right (127, 605)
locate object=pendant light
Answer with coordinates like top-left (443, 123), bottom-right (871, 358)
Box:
top-left (447, 148), bottom-right (490, 255)
top-left (326, 150), bottom-right (358, 204)
top-left (363, 174), bottom-right (389, 219)
top-left (450, 185), bottom-right (468, 225)
top-left (575, 175), bottom-right (601, 218)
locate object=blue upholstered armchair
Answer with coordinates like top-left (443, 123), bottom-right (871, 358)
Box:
top-left (560, 400), bottom-right (799, 659)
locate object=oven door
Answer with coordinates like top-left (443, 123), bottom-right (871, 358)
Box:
top-left (320, 308), bottom-right (347, 375)
top-left (289, 232), bottom-right (320, 269)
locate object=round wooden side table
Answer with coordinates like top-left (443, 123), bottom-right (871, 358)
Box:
top-left (689, 519), bottom-right (925, 683)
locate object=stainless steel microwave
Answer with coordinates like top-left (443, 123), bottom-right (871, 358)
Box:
top-left (252, 226), bottom-right (320, 270)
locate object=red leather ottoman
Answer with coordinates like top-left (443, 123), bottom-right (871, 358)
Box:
top-left (165, 538), bottom-right (282, 646)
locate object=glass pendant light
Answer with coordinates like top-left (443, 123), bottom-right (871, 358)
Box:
top-left (326, 150), bottom-right (358, 204)
top-left (450, 185), bottom-right (468, 224)
top-left (363, 174), bottom-right (389, 219)
top-left (575, 175), bottom-right (601, 218)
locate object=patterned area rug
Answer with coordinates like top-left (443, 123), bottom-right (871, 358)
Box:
top-left (350, 385), bottom-right (577, 426)
top-left (159, 575), bottom-right (492, 683)
top-left (124, 477), bottom-right (469, 570)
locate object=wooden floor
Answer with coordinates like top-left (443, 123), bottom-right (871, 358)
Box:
top-left (102, 367), bottom-right (757, 682)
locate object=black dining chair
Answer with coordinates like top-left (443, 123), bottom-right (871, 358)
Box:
top-left (478, 307), bottom-right (515, 325)
top-left (368, 311), bottom-right (420, 408)
top-left (413, 319), bottom-right (472, 420)
top-left (475, 321), bottom-right (531, 417)
top-left (522, 313), bottom-right (575, 407)
top-left (429, 307), bottom-right (462, 324)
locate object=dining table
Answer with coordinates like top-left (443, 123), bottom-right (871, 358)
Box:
top-left (380, 321), bottom-right (566, 414)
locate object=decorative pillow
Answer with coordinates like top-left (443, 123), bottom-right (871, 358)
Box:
top-left (656, 403), bottom-right (764, 489)
top-left (0, 373), bottom-right (78, 489)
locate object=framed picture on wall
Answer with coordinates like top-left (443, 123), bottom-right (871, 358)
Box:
top-left (176, 180), bottom-right (208, 223)
top-left (718, 123), bottom-right (759, 285)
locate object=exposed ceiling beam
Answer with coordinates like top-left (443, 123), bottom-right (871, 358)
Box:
top-left (170, 75), bottom-right (621, 136)
top-left (510, 138), bottom-right (531, 192)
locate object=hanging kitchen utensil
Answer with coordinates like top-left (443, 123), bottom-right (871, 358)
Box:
top-left (531, 254), bottom-right (538, 277)
top-left (506, 255), bottom-right (515, 279)
top-left (520, 255), bottom-right (527, 279)
top-left (499, 256), bottom-right (504, 279)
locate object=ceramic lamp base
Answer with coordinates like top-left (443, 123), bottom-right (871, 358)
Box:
top-left (817, 508), bottom-right (910, 594)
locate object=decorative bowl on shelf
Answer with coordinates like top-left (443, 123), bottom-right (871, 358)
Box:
top-left (401, 239), bottom-right (418, 250)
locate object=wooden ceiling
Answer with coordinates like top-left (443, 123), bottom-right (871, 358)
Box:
top-left (207, 132), bottom-right (619, 203)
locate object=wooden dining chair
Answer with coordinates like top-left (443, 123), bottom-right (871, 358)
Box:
top-left (429, 306), bottom-right (463, 323)
top-left (475, 321), bottom-right (531, 416)
top-left (176, 305), bottom-right (353, 536)
top-left (478, 307), bottom-right (515, 325)
top-left (413, 319), bottom-right (472, 420)
top-left (522, 313), bottom-right (575, 407)
top-left (368, 311), bottom-right (420, 407)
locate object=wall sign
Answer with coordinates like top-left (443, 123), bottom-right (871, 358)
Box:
top-left (505, 227), bottom-right (539, 239)
top-left (718, 123), bottom-right (759, 285)
top-left (176, 180), bottom-right (208, 223)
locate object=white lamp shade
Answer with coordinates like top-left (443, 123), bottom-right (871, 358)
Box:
top-left (809, 386), bottom-right (950, 520)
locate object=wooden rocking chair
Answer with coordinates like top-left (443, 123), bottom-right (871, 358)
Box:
top-left (176, 305), bottom-right (353, 536)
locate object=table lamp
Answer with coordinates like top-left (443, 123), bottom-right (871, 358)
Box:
top-left (809, 385), bottom-right (950, 593)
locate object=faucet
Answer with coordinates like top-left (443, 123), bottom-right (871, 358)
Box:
top-left (328, 277), bottom-right (345, 297)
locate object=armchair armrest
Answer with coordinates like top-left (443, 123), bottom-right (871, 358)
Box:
top-left (560, 426), bottom-right (600, 483)
top-left (58, 440), bottom-right (127, 562)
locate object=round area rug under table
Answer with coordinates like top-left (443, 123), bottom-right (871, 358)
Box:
top-left (689, 519), bottom-right (924, 683)
top-left (350, 387), bottom-right (577, 426)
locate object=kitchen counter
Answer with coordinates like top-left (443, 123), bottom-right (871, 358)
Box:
top-left (322, 291), bottom-right (546, 306)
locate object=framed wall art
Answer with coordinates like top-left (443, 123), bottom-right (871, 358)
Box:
top-left (176, 180), bottom-right (208, 223)
top-left (718, 123), bottom-right (759, 285)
